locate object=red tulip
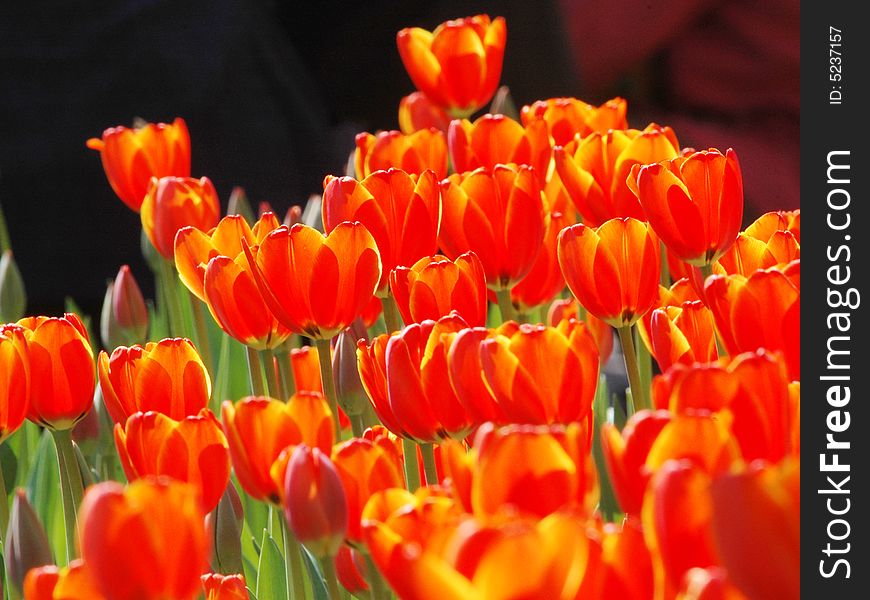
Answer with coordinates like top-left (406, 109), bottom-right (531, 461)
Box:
top-left (398, 92), bottom-right (451, 134)
top-left (0, 324), bottom-right (29, 442)
top-left (140, 176), bottom-right (220, 259)
top-left (448, 113), bottom-right (550, 177)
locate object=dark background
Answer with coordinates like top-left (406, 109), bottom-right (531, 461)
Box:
top-left (0, 0), bottom-right (798, 322)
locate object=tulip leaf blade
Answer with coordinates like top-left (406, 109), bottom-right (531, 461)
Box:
top-left (593, 374), bottom-right (621, 522)
top-left (25, 429), bottom-right (66, 563)
top-left (299, 544), bottom-right (330, 600)
top-left (256, 528), bottom-right (288, 600)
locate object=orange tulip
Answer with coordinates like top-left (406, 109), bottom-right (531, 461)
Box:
top-left (246, 222), bottom-right (381, 339)
top-left (648, 302), bottom-right (718, 372)
top-left (477, 320), bottom-right (599, 428)
top-left (332, 437), bottom-right (405, 542)
top-left (558, 218), bottom-right (660, 327)
top-left (203, 253), bottom-right (291, 349)
top-left (335, 546), bottom-right (369, 595)
top-left (643, 460), bottom-right (720, 600)
top-left (704, 262), bottom-right (800, 381)
top-left (114, 408), bottom-right (231, 512)
top-left (221, 394), bottom-right (332, 503)
top-left (322, 170), bottom-right (440, 292)
top-left (637, 278), bottom-right (701, 353)
top-left (554, 123), bottom-right (680, 225)
top-left (632, 148), bottom-right (743, 266)
top-left (521, 96), bottom-right (629, 146)
top-left (175, 212), bottom-right (281, 302)
top-left (644, 413), bottom-right (743, 477)
top-left (601, 409), bottom-right (673, 515)
top-left (17, 314), bottom-right (94, 430)
top-left (509, 210), bottom-right (572, 312)
top-left (396, 15), bottom-right (506, 117)
top-left (676, 567), bottom-right (749, 600)
top-left (291, 346), bottom-right (323, 394)
top-left (546, 299), bottom-right (615, 364)
top-left (358, 313), bottom-right (471, 442)
top-left (390, 252), bottom-right (488, 326)
top-left (439, 164), bottom-right (545, 290)
top-left (711, 459), bottom-right (800, 600)
top-left (399, 92), bottom-right (452, 134)
top-left (201, 573), bottom-right (248, 600)
top-left (23, 561), bottom-right (104, 600)
top-left (140, 176), bottom-right (221, 259)
top-left (448, 113), bottom-right (550, 177)
top-left (86, 117), bottom-right (190, 212)
top-left (355, 129), bottom-right (448, 180)
top-left (98, 337), bottom-right (211, 426)
top-left (471, 422), bottom-right (597, 519)
top-left (283, 445), bottom-right (348, 558)
top-left (79, 479), bottom-right (209, 600)
top-left (600, 517), bottom-right (655, 600)
top-left (0, 324), bottom-right (29, 442)
top-left (743, 209), bottom-right (800, 244)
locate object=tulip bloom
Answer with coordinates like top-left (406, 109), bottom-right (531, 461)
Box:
top-left (17, 314), bottom-right (94, 430)
top-left (632, 148), bottom-right (744, 266)
top-left (509, 210), bottom-right (572, 312)
top-left (201, 573), bottom-right (249, 600)
top-left (448, 113), bottom-right (550, 177)
top-left (546, 298), bottom-right (615, 364)
top-left (399, 92), bottom-right (451, 134)
top-left (246, 222), bottom-right (382, 339)
top-left (86, 117), bottom-right (190, 212)
top-left (98, 337), bottom-right (211, 425)
top-left (600, 518), bottom-right (655, 600)
top-left (283, 445), bottom-right (348, 558)
top-left (175, 212), bottom-right (281, 302)
top-left (0, 324), bottom-right (29, 442)
top-left (521, 96), bottom-right (628, 146)
top-left (322, 169), bottom-right (440, 292)
top-left (222, 395), bottom-right (332, 503)
top-left (114, 409), bottom-right (231, 512)
top-left (335, 546), bottom-right (369, 595)
top-left (332, 437), bottom-right (405, 542)
top-left (477, 320), bottom-right (599, 428)
top-left (140, 176), bottom-right (221, 259)
top-left (704, 263), bottom-right (800, 381)
top-left (390, 252), bottom-right (488, 327)
top-left (397, 15), bottom-right (506, 117)
top-left (439, 164), bottom-right (545, 289)
top-left (554, 123), bottom-right (680, 225)
top-left (711, 459), bottom-right (799, 600)
top-left (648, 302), bottom-right (718, 372)
top-left (79, 479), bottom-right (209, 600)
top-left (355, 129), bottom-right (448, 180)
top-left (358, 313), bottom-right (471, 442)
top-left (203, 253), bottom-right (291, 349)
top-left (23, 561), bottom-right (104, 600)
top-left (558, 218), bottom-right (660, 327)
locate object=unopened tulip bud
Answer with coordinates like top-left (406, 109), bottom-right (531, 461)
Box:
top-left (284, 205), bottom-right (302, 228)
top-left (335, 545), bottom-right (369, 595)
top-left (0, 250), bottom-right (26, 322)
top-left (283, 445), bottom-right (348, 558)
top-left (332, 322), bottom-right (369, 418)
top-left (205, 482), bottom-right (245, 575)
top-left (227, 186), bottom-right (255, 225)
top-left (101, 265), bottom-right (148, 349)
top-left (5, 489), bottom-right (54, 592)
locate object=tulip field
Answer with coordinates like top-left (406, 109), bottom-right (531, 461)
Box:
top-left (0, 13), bottom-right (799, 600)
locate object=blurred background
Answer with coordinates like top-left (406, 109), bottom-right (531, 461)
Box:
top-left (0, 0), bottom-right (799, 320)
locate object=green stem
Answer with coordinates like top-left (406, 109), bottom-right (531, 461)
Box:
top-left (495, 288), bottom-right (517, 323)
top-left (699, 263), bottom-right (714, 282)
top-left (419, 443), bottom-right (438, 486)
top-left (660, 241), bottom-right (671, 287)
top-left (51, 428), bottom-right (85, 565)
top-left (320, 555), bottom-right (342, 600)
top-left (0, 200), bottom-right (11, 252)
top-left (618, 326), bottom-right (647, 415)
top-left (402, 438), bottom-right (421, 493)
top-left (158, 258), bottom-right (186, 337)
top-left (0, 452), bottom-right (8, 546)
top-left (260, 348), bottom-right (281, 400)
top-left (315, 338), bottom-right (342, 441)
top-left (381, 293), bottom-right (403, 334)
top-left (246, 346), bottom-right (266, 397)
top-left (190, 294), bottom-right (214, 375)
top-left (281, 517), bottom-right (307, 600)
top-left (277, 342), bottom-right (297, 397)
top-left (350, 414), bottom-right (366, 438)
top-left (364, 552), bottom-right (390, 600)
top-left (634, 325), bottom-right (653, 400)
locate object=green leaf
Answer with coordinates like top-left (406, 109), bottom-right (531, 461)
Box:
top-left (26, 430), bottom-right (65, 563)
top-left (300, 545), bottom-right (330, 600)
top-left (256, 529), bottom-right (288, 600)
top-left (213, 332), bottom-right (255, 411)
top-left (6, 421), bottom-right (40, 488)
